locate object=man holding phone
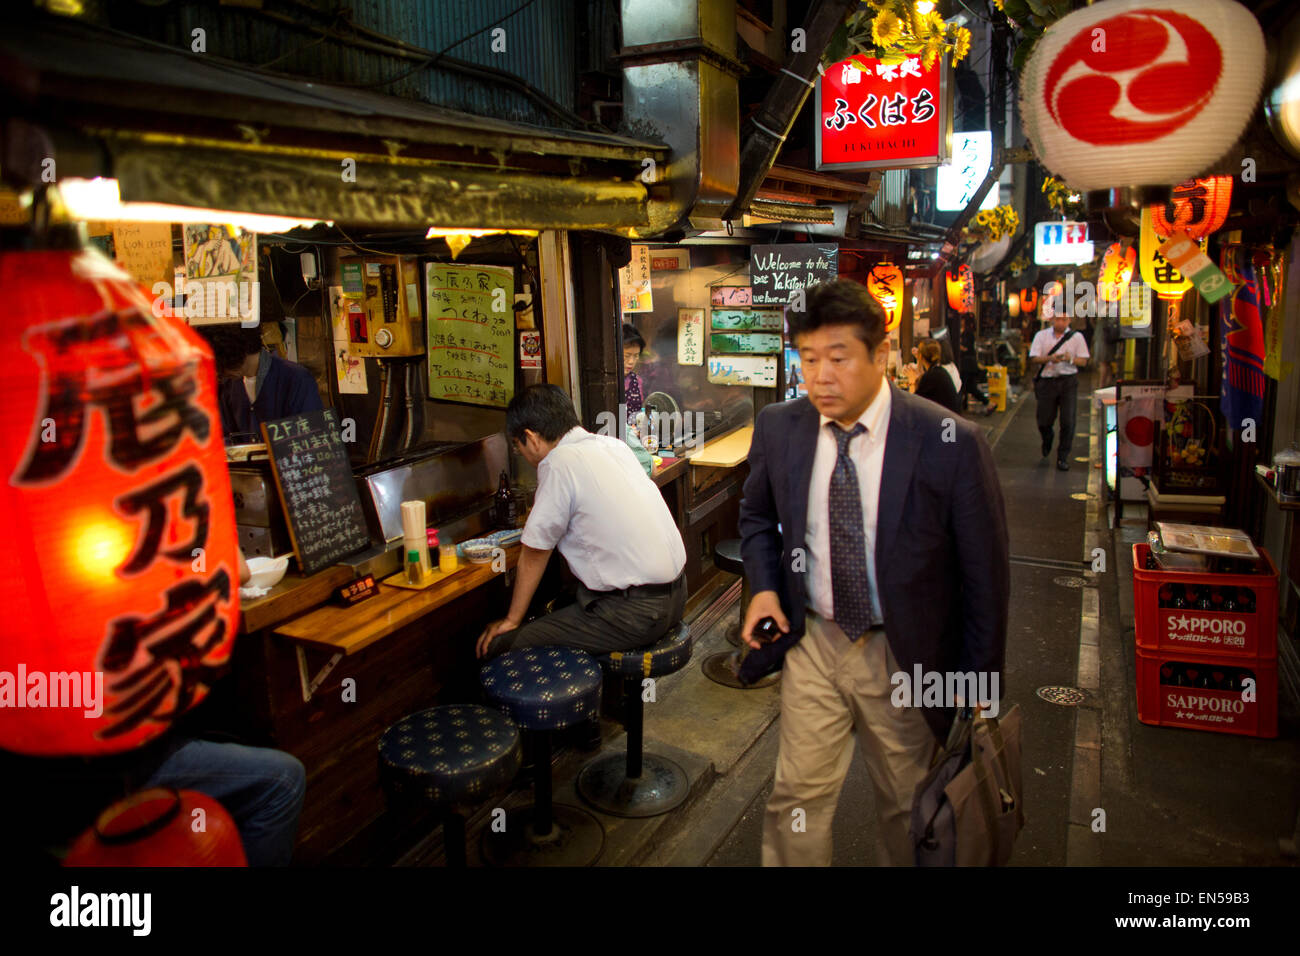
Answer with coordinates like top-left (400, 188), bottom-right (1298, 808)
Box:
top-left (736, 280), bottom-right (1009, 866)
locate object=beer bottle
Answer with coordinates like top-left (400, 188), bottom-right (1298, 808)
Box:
top-left (1171, 586), bottom-right (1190, 610)
top-left (1159, 663), bottom-right (1178, 685)
top-left (1208, 669), bottom-right (1227, 691)
top-left (1158, 584), bottom-right (1173, 608)
top-left (1194, 586), bottom-right (1213, 610)
top-left (1184, 666), bottom-right (1207, 688)
top-left (494, 471), bottom-right (517, 529)
top-left (1239, 587), bottom-right (1256, 613)
top-left (1210, 587), bottom-right (1225, 612)
top-left (1221, 586), bottom-right (1239, 612)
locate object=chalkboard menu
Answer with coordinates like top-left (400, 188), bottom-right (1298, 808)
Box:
top-left (261, 409), bottom-right (370, 575)
top-left (750, 243), bottom-right (839, 305)
top-left (425, 262), bottom-right (515, 408)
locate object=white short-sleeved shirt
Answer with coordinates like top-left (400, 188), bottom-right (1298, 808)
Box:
top-left (520, 427), bottom-right (686, 591)
top-left (1030, 326), bottom-right (1090, 377)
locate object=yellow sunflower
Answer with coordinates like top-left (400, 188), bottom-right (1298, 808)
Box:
top-left (951, 27), bottom-right (972, 65)
top-left (872, 9), bottom-right (904, 47)
top-left (990, 0), bottom-right (1005, 9)
top-left (922, 40), bottom-right (943, 69)
top-left (916, 11), bottom-right (946, 38)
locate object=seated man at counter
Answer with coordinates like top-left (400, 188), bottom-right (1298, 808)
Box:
top-left (476, 384), bottom-right (686, 659)
top-left (195, 324), bottom-right (322, 440)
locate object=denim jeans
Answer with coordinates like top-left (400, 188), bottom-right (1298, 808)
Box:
top-left (144, 738), bottom-right (305, 867)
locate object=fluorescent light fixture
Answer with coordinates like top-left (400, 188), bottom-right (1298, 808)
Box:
top-left (56, 178), bottom-right (329, 233)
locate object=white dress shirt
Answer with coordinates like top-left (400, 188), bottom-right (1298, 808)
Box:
top-left (804, 383), bottom-right (891, 626)
top-left (1030, 326), bottom-right (1090, 377)
top-left (521, 427), bottom-right (686, 591)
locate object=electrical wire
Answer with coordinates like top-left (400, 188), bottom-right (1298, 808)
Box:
top-left (352, 0), bottom-right (543, 91)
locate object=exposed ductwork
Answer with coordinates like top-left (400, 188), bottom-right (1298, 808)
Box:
top-left (619, 0), bottom-right (743, 235)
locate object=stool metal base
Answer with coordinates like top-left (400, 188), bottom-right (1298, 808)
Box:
top-left (726, 624), bottom-right (744, 647)
top-left (576, 752), bottom-right (689, 818)
top-left (481, 803), bottom-right (604, 867)
top-left (702, 650), bottom-right (780, 689)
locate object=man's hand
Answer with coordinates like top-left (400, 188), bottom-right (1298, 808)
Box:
top-left (741, 590), bottom-right (790, 650)
top-left (476, 617), bottom-right (521, 659)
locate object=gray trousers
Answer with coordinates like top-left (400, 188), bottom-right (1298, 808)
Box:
top-left (487, 575), bottom-right (686, 659)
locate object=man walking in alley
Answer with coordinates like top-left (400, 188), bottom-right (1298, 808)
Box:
top-left (1029, 309), bottom-right (1090, 472)
top-left (735, 280), bottom-right (1010, 866)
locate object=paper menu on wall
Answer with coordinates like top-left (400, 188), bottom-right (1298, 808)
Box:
top-left (328, 285), bottom-right (368, 394)
top-left (619, 244), bottom-right (653, 313)
top-left (111, 222), bottom-right (176, 289)
top-left (678, 308), bottom-right (704, 366)
top-left (426, 263), bottom-right (515, 408)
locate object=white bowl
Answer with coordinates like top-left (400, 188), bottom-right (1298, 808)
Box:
top-left (245, 555), bottom-right (290, 590)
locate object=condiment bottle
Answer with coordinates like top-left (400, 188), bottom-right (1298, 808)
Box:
top-left (433, 529), bottom-right (458, 574)
top-left (406, 549), bottom-right (422, 585)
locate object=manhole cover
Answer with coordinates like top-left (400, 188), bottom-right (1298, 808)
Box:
top-left (1070, 492), bottom-right (1095, 501)
top-left (1053, 575), bottom-right (1089, 588)
top-left (1037, 685), bottom-right (1087, 705)
top-left (702, 652), bottom-right (780, 689)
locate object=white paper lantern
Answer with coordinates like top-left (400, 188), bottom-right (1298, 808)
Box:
top-left (1021, 0), bottom-right (1266, 193)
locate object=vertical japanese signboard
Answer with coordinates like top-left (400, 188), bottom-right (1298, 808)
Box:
top-left (816, 55), bottom-right (951, 171)
top-left (619, 244), bottom-right (653, 313)
top-left (937, 131), bottom-right (998, 211)
top-left (678, 308), bottom-right (704, 366)
top-left (425, 263), bottom-right (515, 408)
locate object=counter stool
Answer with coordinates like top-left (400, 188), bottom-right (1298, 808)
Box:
top-left (479, 647), bottom-right (604, 866)
top-left (378, 704), bottom-right (521, 867)
top-left (703, 539), bottom-right (780, 689)
top-left (714, 538), bottom-right (748, 648)
top-left (577, 622), bottom-right (693, 817)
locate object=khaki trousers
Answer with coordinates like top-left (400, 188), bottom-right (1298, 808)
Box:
top-left (762, 613), bottom-right (937, 866)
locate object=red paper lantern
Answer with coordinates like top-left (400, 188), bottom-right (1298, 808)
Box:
top-left (1099, 243), bottom-right (1137, 302)
top-left (866, 262), bottom-right (904, 332)
top-left (1150, 175), bottom-right (1233, 240)
top-left (1019, 288), bottom-right (1040, 316)
top-left (64, 788), bottom-right (247, 866)
top-left (946, 265), bottom-right (974, 314)
top-left (0, 248), bottom-right (239, 756)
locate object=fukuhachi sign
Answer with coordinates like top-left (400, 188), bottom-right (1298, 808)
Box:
top-left (816, 55), bottom-right (951, 171)
top-left (1019, 0), bottom-right (1266, 192)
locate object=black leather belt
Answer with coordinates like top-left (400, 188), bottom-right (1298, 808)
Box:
top-left (597, 572), bottom-right (685, 598)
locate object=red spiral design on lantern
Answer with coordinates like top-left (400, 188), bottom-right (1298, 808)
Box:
top-left (1043, 10), bottom-right (1222, 145)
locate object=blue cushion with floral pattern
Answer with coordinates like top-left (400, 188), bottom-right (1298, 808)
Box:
top-left (379, 704), bottom-right (521, 808)
top-left (479, 647), bottom-right (602, 731)
top-left (599, 622), bottom-right (692, 679)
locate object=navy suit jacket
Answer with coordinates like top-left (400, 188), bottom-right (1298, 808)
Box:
top-left (737, 384), bottom-right (1010, 739)
top-left (218, 354), bottom-right (322, 439)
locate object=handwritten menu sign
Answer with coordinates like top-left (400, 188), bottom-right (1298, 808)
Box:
top-left (619, 244), bottom-right (653, 313)
top-left (677, 308), bottom-right (704, 366)
top-left (261, 409), bottom-right (370, 575)
top-left (710, 309), bottom-right (783, 331)
top-left (708, 355), bottom-right (778, 387)
top-left (710, 286), bottom-right (752, 307)
top-left (710, 333), bottom-right (783, 354)
top-left (111, 223), bottom-right (176, 289)
top-left (750, 243), bottom-right (838, 306)
top-left (426, 263), bottom-right (515, 408)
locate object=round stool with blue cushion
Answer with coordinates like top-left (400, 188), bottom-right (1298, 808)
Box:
top-left (378, 704), bottom-right (521, 867)
top-left (479, 646), bottom-right (604, 866)
top-left (577, 622), bottom-right (693, 817)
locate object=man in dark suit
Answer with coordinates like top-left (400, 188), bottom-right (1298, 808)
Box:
top-left (737, 280), bottom-right (1009, 866)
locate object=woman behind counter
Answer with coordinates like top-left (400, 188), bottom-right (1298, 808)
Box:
top-left (623, 323), bottom-right (646, 425)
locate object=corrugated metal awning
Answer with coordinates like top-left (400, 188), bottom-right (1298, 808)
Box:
top-left (1, 15), bottom-right (669, 232)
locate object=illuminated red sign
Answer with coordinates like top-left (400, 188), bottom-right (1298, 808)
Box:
top-left (816, 55), bottom-right (951, 171)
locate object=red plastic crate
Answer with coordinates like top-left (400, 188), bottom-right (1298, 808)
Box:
top-left (1135, 647), bottom-right (1277, 738)
top-left (1132, 543), bottom-right (1278, 659)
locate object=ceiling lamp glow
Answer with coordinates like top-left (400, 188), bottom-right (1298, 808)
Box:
top-left (424, 228), bottom-right (540, 260)
top-left (1020, 0), bottom-right (1266, 193)
top-left (56, 178), bottom-right (328, 233)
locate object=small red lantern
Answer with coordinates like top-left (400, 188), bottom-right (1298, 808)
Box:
top-left (946, 265), bottom-right (975, 314)
top-left (866, 262), bottom-right (905, 332)
top-left (1019, 288), bottom-right (1040, 316)
top-left (64, 788), bottom-right (247, 866)
top-left (1099, 242), bottom-right (1137, 302)
top-left (1150, 176), bottom-right (1233, 240)
top-left (0, 247), bottom-right (239, 756)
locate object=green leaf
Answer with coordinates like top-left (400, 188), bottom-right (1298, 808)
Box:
top-left (1048, 0), bottom-right (1078, 19)
top-left (1012, 36), bottom-right (1038, 74)
top-left (1002, 0), bottom-right (1033, 20)
top-left (824, 22), bottom-right (850, 65)
top-left (1025, 0), bottom-right (1053, 17)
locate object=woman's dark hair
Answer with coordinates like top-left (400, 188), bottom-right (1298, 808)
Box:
top-left (789, 280), bottom-right (887, 351)
top-left (917, 339), bottom-right (942, 366)
top-left (195, 325), bottom-right (264, 374)
top-left (506, 384), bottom-right (581, 443)
top-left (622, 324), bottom-right (645, 353)
top-left (932, 328), bottom-right (957, 365)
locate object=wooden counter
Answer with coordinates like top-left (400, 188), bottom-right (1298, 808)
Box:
top-left (275, 546), bottom-right (521, 655)
top-left (685, 425), bottom-right (753, 469)
top-left (240, 565), bottom-right (354, 634)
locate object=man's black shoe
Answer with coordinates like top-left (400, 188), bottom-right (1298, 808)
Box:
top-left (1041, 438), bottom-right (1052, 458)
top-left (1057, 460), bottom-right (1070, 472)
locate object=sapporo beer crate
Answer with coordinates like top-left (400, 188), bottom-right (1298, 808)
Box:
top-left (1131, 543), bottom-right (1278, 659)
top-left (1135, 648), bottom-right (1277, 738)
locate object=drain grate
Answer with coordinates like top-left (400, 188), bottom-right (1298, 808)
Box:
top-left (1053, 575), bottom-right (1090, 589)
top-left (1037, 685), bottom-right (1087, 705)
